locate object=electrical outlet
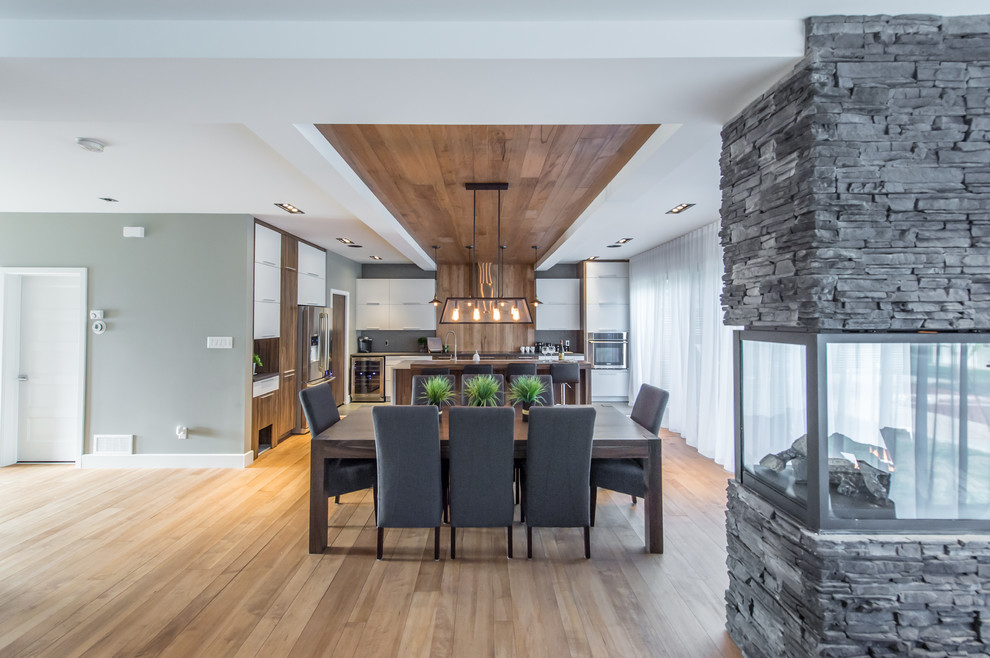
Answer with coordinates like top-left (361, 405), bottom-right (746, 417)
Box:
top-left (176, 425), bottom-right (188, 440)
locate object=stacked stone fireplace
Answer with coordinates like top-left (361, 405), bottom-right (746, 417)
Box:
top-left (720, 14), bottom-right (990, 657)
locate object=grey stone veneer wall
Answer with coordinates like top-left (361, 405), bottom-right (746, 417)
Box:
top-left (726, 482), bottom-right (990, 657)
top-left (721, 15), bottom-right (990, 330)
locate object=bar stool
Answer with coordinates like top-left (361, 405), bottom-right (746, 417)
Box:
top-left (549, 362), bottom-right (580, 405)
top-left (505, 362), bottom-right (537, 384)
top-left (462, 364), bottom-right (493, 375)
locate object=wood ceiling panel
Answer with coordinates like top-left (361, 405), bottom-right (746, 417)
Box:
top-left (316, 124), bottom-right (658, 264)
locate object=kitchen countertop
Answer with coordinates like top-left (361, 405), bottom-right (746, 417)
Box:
top-left (350, 351), bottom-right (430, 357)
top-left (352, 351), bottom-right (584, 360)
top-left (253, 372), bottom-right (279, 382)
top-left (395, 358), bottom-right (589, 370)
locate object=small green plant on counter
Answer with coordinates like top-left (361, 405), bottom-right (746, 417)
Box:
top-left (419, 376), bottom-right (456, 407)
top-left (253, 354), bottom-right (263, 370)
top-left (507, 375), bottom-right (549, 407)
top-left (464, 374), bottom-right (501, 407)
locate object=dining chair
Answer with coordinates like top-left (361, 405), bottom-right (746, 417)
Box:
top-left (505, 362), bottom-right (537, 383)
top-left (461, 364), bottom-right (494, 375)
top-left (510, 374), bottom-right (553, 507)
top-left (299, 383), bottom-right (377, 507)
top-left (447, 407), bottom-right (516, 558)
top-left (549, 362), bottom-right (580, 405)
top-left (411, 374), bottom-right (456, 405)
top-left (523, 406), bottom-right (596, 559)
top-left (372, 406), bottom-right (443, 560)
top-left (419, 367), bottom-right (450, 375)
top-left (460, 373), bottom-right (505, 406)
top-left (589, 384), bottom-right (668, 525)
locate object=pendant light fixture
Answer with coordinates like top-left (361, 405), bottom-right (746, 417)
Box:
top-left (532, 245), bottom-right (543, 306)
top-left (439, 183), bottom-right (534, 324)
top-left (429, 245), bottom-right (442, 307)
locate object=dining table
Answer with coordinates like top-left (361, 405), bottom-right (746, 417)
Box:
top-left (309, 403), bottom-right (663, 554)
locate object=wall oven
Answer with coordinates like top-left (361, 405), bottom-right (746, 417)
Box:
top-left (351, 355), bottom-right (385, 402)
top-left (587, 332), bottom-right (628, 369)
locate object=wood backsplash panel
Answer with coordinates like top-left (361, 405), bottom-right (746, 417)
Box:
top-left (436, 263), bottom-right (536, 352)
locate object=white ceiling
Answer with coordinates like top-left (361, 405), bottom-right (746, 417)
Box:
top-left (0, 2), bottom-right (986, 267)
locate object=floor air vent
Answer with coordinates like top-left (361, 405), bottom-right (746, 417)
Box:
top-left (93, 434), bottom-right (134, 455)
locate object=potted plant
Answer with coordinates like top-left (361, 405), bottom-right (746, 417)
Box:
top-left (252, 353), bottom-right (263, 375)
top-left (417, 336), bottom-right (428, 353)
top-left (419, 376), bottom-right (456, 415)
top-left (507, 375), bottom-right (549, 422)
top-left (463, 374), bottom-right (502, 407)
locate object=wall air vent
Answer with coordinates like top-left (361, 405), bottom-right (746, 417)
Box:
top-left (93, 434), bottom-right (134, 455)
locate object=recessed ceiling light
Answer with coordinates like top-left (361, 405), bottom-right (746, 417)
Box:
top-left (587, 256), bottom-right (599, 261)
top-left (370, 256), bottom-right (382, 260)
top-left (98, 197), bottom-right (118, 203)
top-left (666, 203), bottom-right (695, 214)
top-left (76, 138), bottom-right (105, 152)
top-left (615, 238), bottom-right (633, 244)
top-left (336, 237), bottom-right (354, 244)
top-left (274, 202), bottom-right (304, 214)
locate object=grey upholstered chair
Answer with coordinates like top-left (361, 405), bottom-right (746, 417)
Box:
top-left (419, 367), bottom-right (450, 375)
top-left (461, 363), bottom-right (494, 375)
top-left (549, 362), bottom-right (580, 405)
top-left (523, 406), bottom-right (596, 559)
top-left (505, 362), bottom-right (537, 383)
top-left (299, 383), bottom-right (377, 506)
top-left (510, 374), bottom-right (553, 505)
top-left (460, 373), bottom-right (505, 406)
top-left (372, 406), bottom-right (443, 560)
top-left (411, 374), bottom-right (456, 405)
top-left (447, 407), bottom-right (516, 558)
top-left (589, 384), bottom-right (669, 525)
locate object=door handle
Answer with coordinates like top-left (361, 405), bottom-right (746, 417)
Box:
top-left (17, 375), bottom-right (27, 381)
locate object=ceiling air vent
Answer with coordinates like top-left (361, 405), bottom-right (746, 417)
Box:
top-left (92, 434), bottom-right (134, 455)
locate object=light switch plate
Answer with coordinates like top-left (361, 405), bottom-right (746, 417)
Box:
top-left (89, 310), bottom-right (104, 320)
top-left (207, 336), bottom-right (233, 349)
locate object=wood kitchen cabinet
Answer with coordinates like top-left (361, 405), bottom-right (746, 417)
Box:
top-left (277, 237), bottom-right (299, 442)
top-left (251, 388), bottom-right (277, 455)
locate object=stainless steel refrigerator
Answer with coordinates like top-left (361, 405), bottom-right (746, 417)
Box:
top-left (296, 305), bottom-right (332, 432)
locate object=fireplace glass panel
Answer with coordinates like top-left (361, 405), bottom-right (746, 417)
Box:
top-left (825, 341), bottom-right (990, 522)
top-left (741, 339), bottom-right (809, 506)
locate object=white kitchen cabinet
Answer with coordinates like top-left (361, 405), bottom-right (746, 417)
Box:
top-left (591, 369), bottom-right (630, 401)
top-left (356, 303), bottom-right (389, 330)
top-left (536, 279), bottom-right (580, 305)
top-left (298, 273), bottom-right (326, 307)
top-left (254, 301), bottom-right (280, 339)
top-left (356, 279), bottom-right (390, 306)
top-left (586, 304), bottom-right (630, 333)
top-left (383, 355), bottom-right (421, 401)
top-left (586, 261), bottom-right (629, 278)
top-left (536, 303), bottom-right (580, 330)
top-left (254, 224), bottom-right (282, 267)
top-left (254, 263), bottom-right (281, 303)
top-left (298, 242), bottom-right (326, 278)
top-left (390, 304), bottom-right (437, 331)
top-left (586, 276), bottom-right (630, 305)
top-left (388, 279), bottom-right (435, 304)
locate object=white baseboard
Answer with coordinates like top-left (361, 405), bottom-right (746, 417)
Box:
top-left (79, 451), bottom-right (255, 469)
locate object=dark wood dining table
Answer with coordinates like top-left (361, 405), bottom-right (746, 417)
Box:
top-left (309, 403), bottom-right (663, 554)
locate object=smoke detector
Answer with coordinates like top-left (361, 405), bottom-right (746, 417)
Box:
top-left (76, 138), bottom-right (106, 153)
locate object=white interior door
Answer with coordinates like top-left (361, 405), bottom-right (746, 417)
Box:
top-left (16, 274), bottom-right (83, 462)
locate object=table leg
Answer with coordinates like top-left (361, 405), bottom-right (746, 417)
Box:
top-left (310, 445), bottom-right (328, 553)
top-left (644, 439), bottom-right (663, 554)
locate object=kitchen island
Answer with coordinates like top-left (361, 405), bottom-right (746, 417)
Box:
top-left (392, 359), bottom-right (591, 405)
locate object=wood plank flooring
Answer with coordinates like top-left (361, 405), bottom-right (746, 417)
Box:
top-left (0, 409), bottom-right (741, 657)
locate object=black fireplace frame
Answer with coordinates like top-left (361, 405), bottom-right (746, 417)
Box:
top-left (734, 329), bottom-right (990, 533)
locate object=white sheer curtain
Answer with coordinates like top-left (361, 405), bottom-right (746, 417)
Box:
top-left (629, 222), bottom-right (736, 468)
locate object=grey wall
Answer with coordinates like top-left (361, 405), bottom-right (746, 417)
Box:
top-left (720, 15), bottom-right (990, 331)
top-left (325, 248), bottom-right (362, 357)
top-left (0, 213), bottom-right (253, 455)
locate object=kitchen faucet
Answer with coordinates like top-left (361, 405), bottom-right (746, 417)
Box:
top-left (443, 330), bottom-right (457, 361)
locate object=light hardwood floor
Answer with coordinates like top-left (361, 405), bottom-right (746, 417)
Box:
top-left (0, 407), bottom-right (741, 657)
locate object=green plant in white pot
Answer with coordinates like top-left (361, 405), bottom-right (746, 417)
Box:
top-left (419, 376), bottom-right (456, 415)
top-left (463, 374), bottom-right (501, 407)
top-left (507, 375), bottom-right (549, 422)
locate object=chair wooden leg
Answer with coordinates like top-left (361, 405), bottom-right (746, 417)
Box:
top-left (450, 527), bottom-right (456, 559)
top-left (584, 526), bottom-right (591, 559)
top-left (590, 486), bottom-right (597, 527)
top-left (377, 527), bottom-right (384, 560)
top-left (527, 526), bottom-right (533, 559)
top-left (334, 495), bottom-right (340, 504)
top-left (631, 495), bottom-right (637, 505)
top-left (507, 525), bottom-right (513, 559)
top-left (373, 484), bottom-right (378, 525)
top-left (434, 527), bottom-right (440, 561)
